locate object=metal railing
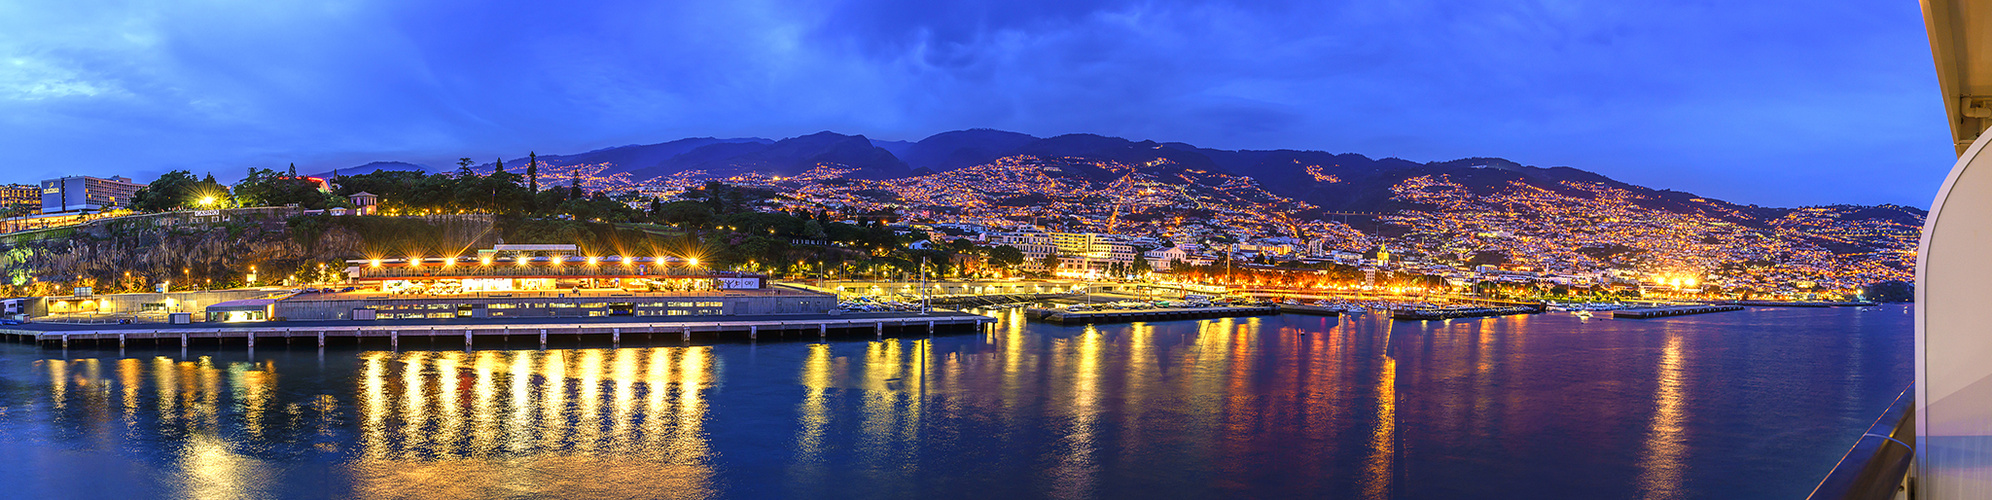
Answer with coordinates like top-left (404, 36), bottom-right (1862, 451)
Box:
top-left (1808, 384), bottom-right (1915, 500)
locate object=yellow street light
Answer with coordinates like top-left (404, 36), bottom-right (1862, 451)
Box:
top-left (586, 256), bottom-right (598, 266)
top-left (688, 257), bottom-right (700, 267)
top-left (481, 256), bottom-right (492, 266)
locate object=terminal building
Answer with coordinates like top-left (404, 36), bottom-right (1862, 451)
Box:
top-left (14, 244), bottom-right (834, 323)
top-left (269, 244), bottom-right (825, 321)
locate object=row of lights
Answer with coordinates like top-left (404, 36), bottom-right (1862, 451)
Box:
top-left (370, 255), bottom-right (701, 268)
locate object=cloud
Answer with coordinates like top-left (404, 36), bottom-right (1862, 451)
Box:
top-left (0, 0), bottom-right (1955, 207)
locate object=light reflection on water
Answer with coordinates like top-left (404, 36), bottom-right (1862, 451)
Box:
top-left (0, 306), bottom-right (1914, 499)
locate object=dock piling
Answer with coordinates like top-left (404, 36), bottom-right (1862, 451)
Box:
top-left (749, 325), bottom-right (758, 340)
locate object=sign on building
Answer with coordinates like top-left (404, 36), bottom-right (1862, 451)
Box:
top-left (716, 277), bottom-right (764, 290)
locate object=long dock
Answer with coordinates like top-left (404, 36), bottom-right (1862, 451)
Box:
top-left (1390, 305), bottom-right (1541, 321)
top-left (1612, 304), bottom-right (1745, 319)
top-left (1711, 300), bottom-right (1878, 308)
top-left (1276, 304), bottom-right (1344, 317)
top-left (0, 312), bottom-right (996, 349)
top-left (1025, 306), bottom-right (1277, 325)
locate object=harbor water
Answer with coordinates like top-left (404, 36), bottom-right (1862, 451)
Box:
top-left (0, 305), bottom-right (1912, 499)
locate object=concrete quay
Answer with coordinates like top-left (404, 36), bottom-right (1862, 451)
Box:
top-left (1024, 306), bottom-right (1278, 325)
top-left (1275, 304), bottom-right (1344, 317)
top-left (1612, 305), bottom-right (1746, 319)
top-left (0, 311), bottom-right (996, 350)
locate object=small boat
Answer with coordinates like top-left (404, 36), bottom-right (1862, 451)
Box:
top-left (1573, 310), bottom-right (1593, 319)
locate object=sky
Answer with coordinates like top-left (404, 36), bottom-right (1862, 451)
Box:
top-left (0, 0), bottom-right (1955, 208)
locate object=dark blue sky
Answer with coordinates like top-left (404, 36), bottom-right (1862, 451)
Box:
top-left (0, 0), bottom-right (1953, 207)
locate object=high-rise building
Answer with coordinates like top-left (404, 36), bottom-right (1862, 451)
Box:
top-left (0, 184), bottom-right (40, 214)
top-left (40, 176), bottom-right (142, 214)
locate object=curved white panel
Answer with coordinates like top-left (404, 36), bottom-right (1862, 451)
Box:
top-left (1919, 130), bottom-right (1992, 498)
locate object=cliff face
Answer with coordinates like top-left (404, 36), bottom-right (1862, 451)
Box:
top-left (0, 213), bottom-right (502, 297)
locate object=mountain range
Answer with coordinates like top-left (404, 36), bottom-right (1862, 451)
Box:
top-left (327, 129), bottom-right (1917, 231)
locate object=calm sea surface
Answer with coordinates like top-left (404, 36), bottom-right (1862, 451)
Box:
top-left (0, 305), bottom-right (1912, 499)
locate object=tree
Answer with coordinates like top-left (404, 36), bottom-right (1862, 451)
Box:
top-left (457, 157), bottom-right (475, 178)
top-left (988, 245), bottom-right (1026, 269)
top-left (235, 168), bottom-right (333, 209)
top-left (1040, 253), bottom-right (1062, 273)
top-left (651, 200), bottom-right (713, 228)
top-left (1864, 280), bottom-right (1913, 303)
top-left (130, 170), bottom-right (204, 212)
top-left (1132, 257), bottom-right (1152, 275)
top-left (527, 152), bottom-right (540, 213)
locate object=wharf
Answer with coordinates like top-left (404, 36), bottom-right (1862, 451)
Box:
top-left (0, 311), bottom-right (996, 349)
top-left (1276, 304), bottom-right (1344, 317)
top-left (1025, 306), bottom-right (1277, 325)
top-left (1612, 305), bottom-right (1746, 319)
top-left (927, 293), bottom-right (1073, 307)
top-left (1712, 300), bottom-right (1878, 308)
top-left (1390, 305), bottom-right (1541, 321)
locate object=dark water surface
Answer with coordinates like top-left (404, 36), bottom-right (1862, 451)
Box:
top-left (0, 305), bottom-right (1912, 499)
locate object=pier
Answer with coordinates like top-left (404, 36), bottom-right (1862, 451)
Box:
top-left (927, 293), bottom-right (1074, 307)
top-left (1711, 300), bottom-right (1878, 308)
top-left (1025, 306), bottom-right (1278, 325)
top-left (1612, 304), bottom-right (1745, 319)
top-left (1390, 305), bottom-right (1542, 321)
top-left (1275, 304), bottom-right (1344, 316)
top-left (0, 311), bottom-right (996, 350)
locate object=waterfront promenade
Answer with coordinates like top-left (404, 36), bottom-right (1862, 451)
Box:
top-left (0, 310), bottom-right (995, 349)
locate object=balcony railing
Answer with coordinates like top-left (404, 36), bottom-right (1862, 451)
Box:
top-left (1807, 384), bottom-right (1915, 500)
